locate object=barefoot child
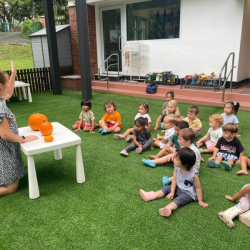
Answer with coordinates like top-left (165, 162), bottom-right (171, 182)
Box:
top-left (184, 106), bottom-right (202, 138)
top-left (221, 101), bottom-right (241, 136)
top-left (218, 184), bottom-right (250, 228)
top-left (153, 114), bottom-right (177, 149)
top-left (208, 123), bottom-right (244, 171)
top-left (114, 103), bottom-right (151, 141)
top-left (197, 114), bottom-right (223, 154)
top-left (148, 120), bottom-right (197, 160)
top-left (238, 155), bottom-right (250, 175)
top-left (140, 147), bottom-right (208, 217)
top-left (154, 100), bottom-right (181, 130)
top-left (143, 128), bottom-right (201, 173)
top-left (99, 101), bottom-right (122, 135)
top-left (72, 99), bottom-right (99, 133)
top-left (120, 117), bottom-right (152, 156)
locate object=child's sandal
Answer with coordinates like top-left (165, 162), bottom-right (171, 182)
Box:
top-left (208, 160), bottom-right (221, 168)
top-left (222, 161), bottom-right (232, 171)
top-left (162, 176), bottom-right (171, 187)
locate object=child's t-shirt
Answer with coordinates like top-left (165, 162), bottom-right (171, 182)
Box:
top-left (79, 110), bottom-right (95, 125)
top-left (171, 134), bottom-right (198, 148)
top-left (221, 113), bottom-right (239, 125)
top-left (162, 102), bottom-right (168, 110)
top-left (133, 128), bottom-right (151, 142)
top-left (184, 117), bottom-right (202, 129)
top-left (189, 143), bottom-right (201, 172)
top-left (215, 137), bottom-right (244, 157)
top-left (175, 167), bottom-right (197, 200)
top-left (208, 127), bottom-right (222, 143)
top-left (134, 113), bottom-right (151, 123)
top-left (103, 111), bottom-right (122, 126)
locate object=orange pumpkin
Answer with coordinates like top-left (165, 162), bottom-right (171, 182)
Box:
top-left (28, 114), bottom-right (48, 131)
top-left (44, 135), bottom-right (54, 142)
top-left (39, 120), bottom-right (53, 136)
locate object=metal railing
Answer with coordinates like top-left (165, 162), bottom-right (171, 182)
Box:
top-left (98, 54), bottom-right (120, 89)
top-left (218, 52), bottom-right (236, 102)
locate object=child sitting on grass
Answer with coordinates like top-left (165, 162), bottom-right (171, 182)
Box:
top-left (197, 114), bottom-right (223, 154)
top-left (162, 91), bottom-right (175, 110)
top-left (208, 123), bottom-right (244, 171)
top-left (140, 147), bottom-right (208, 217)
top-left (99, 100), bottom-right (122, 135)
top-left (114, 103), bottom-right (151, 141)
top-left (218, 184), bottom-right (250, 228)
top-left (120, 117), bottom-right (152, 156)
top-left (154, 100), bottom-right (181, 130)
top-left (149, 120), bottom-right (197, 159)
top-left (153, 114), bottom-right (177, 149)
top-left (143, 128), bottom-right (201, 173)
top-left (72, 99), bottom-right (99, 133)
top-left (222, 101), bottom-right (241, 136)
top-left (238, 155), bottom-right (250, 175)
top-left (184, 106), bottom-right (202, 138)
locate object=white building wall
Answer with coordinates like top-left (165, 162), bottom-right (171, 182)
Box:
top-left (237, 0), bottom-right (250, 82)
top-left (95, 0), bottom-right (245, 81)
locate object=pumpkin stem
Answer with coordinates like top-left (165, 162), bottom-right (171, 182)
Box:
top-left (43, 120), bottom-right (46, 123)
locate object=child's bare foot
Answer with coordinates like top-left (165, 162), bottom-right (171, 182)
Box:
top-left (148, 155), bottom-right (158, 159)
top-left (149, 146), bottom-right (154, 151)
top-left (237, 170), bottom-right (249, 175)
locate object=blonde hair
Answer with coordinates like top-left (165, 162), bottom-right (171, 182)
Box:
top-left (165, 100), bottom-right (180, 118)
top-left (164, 114), bottom-right (177, 125)
top-left (210, 114), bottom-right (224, 126)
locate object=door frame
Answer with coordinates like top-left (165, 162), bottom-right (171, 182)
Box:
top-left (99, 4), bottom-right (125, 75)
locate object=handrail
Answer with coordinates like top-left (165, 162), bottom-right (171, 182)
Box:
top-left (217, 52), bottom-right (235, 102)
top-left (98, 53), bottom-right (120, 90)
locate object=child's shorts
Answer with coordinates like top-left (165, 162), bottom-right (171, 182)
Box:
top-left (205, 140), bottom-right (215, 148)
top-left (159, 141), bottom-right (170, 149)
top-left (107, 122), bottom-right (121, 128)
top-left (160, 122), bottom-right (165, 130)
top-left (216, 152), bottom-right (238, 162)
top-left (75, 122), bottom-right (99, 129)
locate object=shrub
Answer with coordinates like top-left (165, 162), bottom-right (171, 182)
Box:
top-left (21, 19), bottom-right (42, 38)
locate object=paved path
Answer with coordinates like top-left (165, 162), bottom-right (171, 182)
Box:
top-left (0, 32), bottom-right (30, 44)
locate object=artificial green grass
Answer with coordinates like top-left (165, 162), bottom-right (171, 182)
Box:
top-left (1, 90), bottom-right (250, 249)
top-left (0, 44), bottom-right (34, 71)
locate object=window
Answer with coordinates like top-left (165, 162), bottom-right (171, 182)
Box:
top-left (127, 0), bottom-right (181, 41)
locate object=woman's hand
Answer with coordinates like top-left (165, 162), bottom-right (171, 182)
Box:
top-left (11, 61), bottom-right (16, 78)
top-left (24, 135), bottom-right (39, 142)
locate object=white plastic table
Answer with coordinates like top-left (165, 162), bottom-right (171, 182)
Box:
top-left (15, 81), bottom-right (32, 102)
top-left (18, 122), bottom-right (85, 199)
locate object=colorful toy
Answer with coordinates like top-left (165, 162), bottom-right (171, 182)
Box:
top-left (39, 120), bottom-right (53, 136)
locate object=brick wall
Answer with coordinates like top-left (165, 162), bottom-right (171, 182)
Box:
top-left (40, 16), bottom-right (46, 28)
top-left (69, 5), bottom-right (98, 79)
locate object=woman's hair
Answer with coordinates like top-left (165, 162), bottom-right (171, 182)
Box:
top-left (223, 123), bottom-right (238, 134)
top-left (210, 114), bottom-right (224, 126)
top-left (175, 120), bottom-right (189, 129)
top-left (176, 147), bottom-right (196, 171)
top-left (81, 99), bottom-right (92, 109)
top-left (166, 91), bottom-right (174, 99)
top-left (139, 102), bottom-right (149, 112)
top-left (134, 117), bottom-right (148, 126)
top-left (0, 70), bottom-right (8, 85)
top-left (177, 128), bottom-right (195, 143)
top-left (224, 101), bottom-right (240, 115)
top-left (103, 100), bottom-right (117, 111)
top-left (166, 100), bottom-right (180, 118)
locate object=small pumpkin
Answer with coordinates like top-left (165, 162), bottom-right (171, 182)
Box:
top-left (39, 120), bottom-right (53, 136)
top-left (28, 114), bottom-right (48, 131)
top-left (44, 135), bottom-right (54, 142)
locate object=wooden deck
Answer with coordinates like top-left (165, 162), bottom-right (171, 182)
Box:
top-left (92, 80), bottom-right (250, 111)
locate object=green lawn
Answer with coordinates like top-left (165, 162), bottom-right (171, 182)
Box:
top-left (0, 44), bottom-right (34, 71)
top-left (1, 90), bottom-right (250, 249)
